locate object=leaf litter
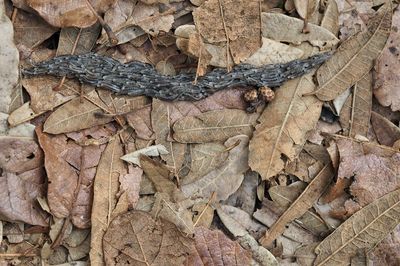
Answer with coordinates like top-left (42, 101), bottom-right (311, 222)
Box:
top-left (1, 0), bottom-right (400, 265)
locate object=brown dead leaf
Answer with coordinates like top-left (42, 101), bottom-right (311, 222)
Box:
top-left (26, 0), bottom-right (117, 28)
top-left (57, 23), bottom-right (101, 56)
top-left (126, 106), bottom-right (154, 140)
top-left (294, 0), bottom-right (319, 20)
top-left (90, 137), bottom-right (127, 265)
top-left (0, 169), bottom-right (48, 226)
top-left (186, 226), bottom-right (252, 265)
top-left (371, 111), bottom-right (400, 147)
top-left (182, 142), bottom-right (229, 185)
top-left (336, 138), bottom-right (400, 215)
top-left (312, 2), bottom-right (392, 101)
top-left (339, 72), bottom-right (372, 138)
top-left (193, 0), bottom-right (261, 65)
top-left (0, 136), bottom-right (44, 173)
top-left (374, 6), bottom-right (400, 111)
top-left (103, 210), bottom-right (195, 266)
top-left (173, 109), bottom-right (259, 143)
top-left (13, 8), bottom-right (58, 50)
top-left (261, 164), bottom-right (334, 246)
top-left (118, 165), bottom-right (142, 208)
top-left (249, 74), bottom-right (322, 180)
top-left (370, 224), bottom-right (400, 266)
top-left (313, 189), bottom-right (400, 266)
top-left (181, 135), bottom-right (249, 201)
top-left (261, 13), bottom-right (339, 49)
top-left (320, 0), bottom-right (339, 35)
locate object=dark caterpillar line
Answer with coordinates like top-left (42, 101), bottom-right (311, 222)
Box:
top-left (22, 52), bottom-right (330, 101)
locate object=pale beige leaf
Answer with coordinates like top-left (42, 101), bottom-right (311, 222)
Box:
top-left (181, 135), bottom-right (249, 201)
top-left (173, 109), bottom-right (258, 143)
top-left (249, 74), bottom-right (323, 180)
top-left (339, 72), bottom-right (372, 138)
top-left (313, 2), bottom-right (392, 101)
top-left (90, 137), bottom-right (126, 266)
top-left (260, 164), bottom-right (334, 246)
top-left (320, 0), bottom-right (339, 35)
top-left (151, 99), bottom-right (187, 173)
top-left (294, 0), bottom-right (319, 19)
top-left (261, 13), bottom-right (339, 49)
top-left (314, 189), bottom-right (400, 266)
top-left (120, 144), bottom-right (169, 166)
top-left (44, 92), bottom-right (113, 134)
top-left (8, 102), bottom-right (42, 127)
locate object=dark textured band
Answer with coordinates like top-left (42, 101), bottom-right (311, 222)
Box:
top-left (22, 52), bottom-right (330, 101)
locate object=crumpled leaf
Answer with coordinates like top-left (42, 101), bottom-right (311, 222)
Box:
top-left (26, 0), bottom-right (117, 28)
top-left (339, 72), bottom-right (372, 138)
top-left (260, 164), bottom-right (334, 246)
top-left (119, 165), bottom-right (142, 208)
top-left (313, 189), bottom-right (400, 266)
top-left (0, 169), bottom-right (48, 226)
top-left (374, 6), bottom-right (400, 111)
top-left (312, 2), bottom-right (392, 101)
top-left (181, 135), bottom-right (249, 201)
top-left (173, 109), bottom-right (259, 143)
top-left (249, 74), bottom-right (322, 180)
top-left (193, 0), bottom-right (261, 65)
top-left (186, 226), bottom-right (252, 265)
top-left (103, 210), bottom-right (195, 266)
top-left (90, 137), bottom-right (127, 265)
top-left (261, 12), bottom-right (339, 49)
top-left (121, 144), bottom-right (169, 166)
top-left (0, 1), bottom-right (19, 114)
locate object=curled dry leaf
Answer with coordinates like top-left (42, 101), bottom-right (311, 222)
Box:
top-left (249, 74), bottom-right (322, 180)
top-left (339, 72), bottom-right (372, 138)
top-left (260, 164), bottom-right (335, 246)
top-left (26, 0), bottom-right (117, 28)
top-left (181, 135), bottom-right (249, 201)
top-left (261, 13), bottom-right (339, 49)
top-left (90, 137), bottom-right (127, 265)
top-left (313, 189), bottom-right (400, 266)
top-left (121, 144), bottom-right (169, 166)
top-left (103, 211), bottom-right (195, 266)
top-left (193, 0), bottom-right (261, 65)
top-left (173, 109), bottom-right (259, 143)
top-left (374, 6), bottom-right (400, 111)
top-left (312, 2), bottom-right (392, 101)
top-left (186, 226), bottom-right (252, 265)
top-left (320, 0), bottom-right (339, 36)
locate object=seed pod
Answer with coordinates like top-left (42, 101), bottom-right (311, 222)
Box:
top-left (259, 86), bottom-right (275, 102)
top-left (243, 89), bottom-right (259, 103)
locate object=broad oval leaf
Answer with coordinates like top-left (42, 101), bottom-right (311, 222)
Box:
top-left (249, 74), bottom-right (322, 180)
top-left (312, 2), bottom-right (392, 101)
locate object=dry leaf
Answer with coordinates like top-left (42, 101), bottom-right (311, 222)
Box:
top-left (260, 164), bottom-right (334, 246)
top-left (121, 145), bottom-right (169, 166)
top-left (57, 23), bottom-right (101, 56)
top-left (193, 0), bottom-right (261, 65)
top-left (181, 135), bottom-right (249, 201)
top-left (103, 211), bottom-right (195, 266)
top-left (339, 72), bottom-right (372, 138)
top-left (294, 0), bottom-right (319, 20)
top-left (90, 137), bottom-right (126, 265)
top-left (126, 106), bottom-right (154, 140)
top-left (312, 2), bottom-right (392, 101)
top-left (320, 0), bottom-right (340, 35)
top-left (26, 0), bottom-right (117, 28)
top-left (119, 165), bottom-right (142, 208)
top-left (249, 74), bottom-right (323, 180)
top-left (186, 226), bottom-right (252, 265)
top-left (261, 13), bottom-right (339, 49)
top-left (374, 6), bottom-right (400, 111)
top-left (0, 3), bottom-right (19, 115)
top-left (371, 111), bottom-right (400, 147)
top-left (43, 91), bottom-right (113, 134)
top-left (370, 224), bottom-right (400, 266)
top-left (173, 109), bottom-right (259, 143)
top-left (313, 189), bottom-right (400, 266)
top-left (182, 142), bottom-right (229, 185)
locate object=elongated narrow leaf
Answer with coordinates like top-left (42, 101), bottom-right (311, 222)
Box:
top-left (312, 2), bottom-right (392, 101)
top-left (314, 189), bottom-right (400, 266)
top-left (260, 164), bottom-right (334, 246)
top-left (249, 74), bottom-right (322, 180)
top-left (339, 72), bottom-right (372, 137)
top-left (173, 109), bottom-right (259, 143)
